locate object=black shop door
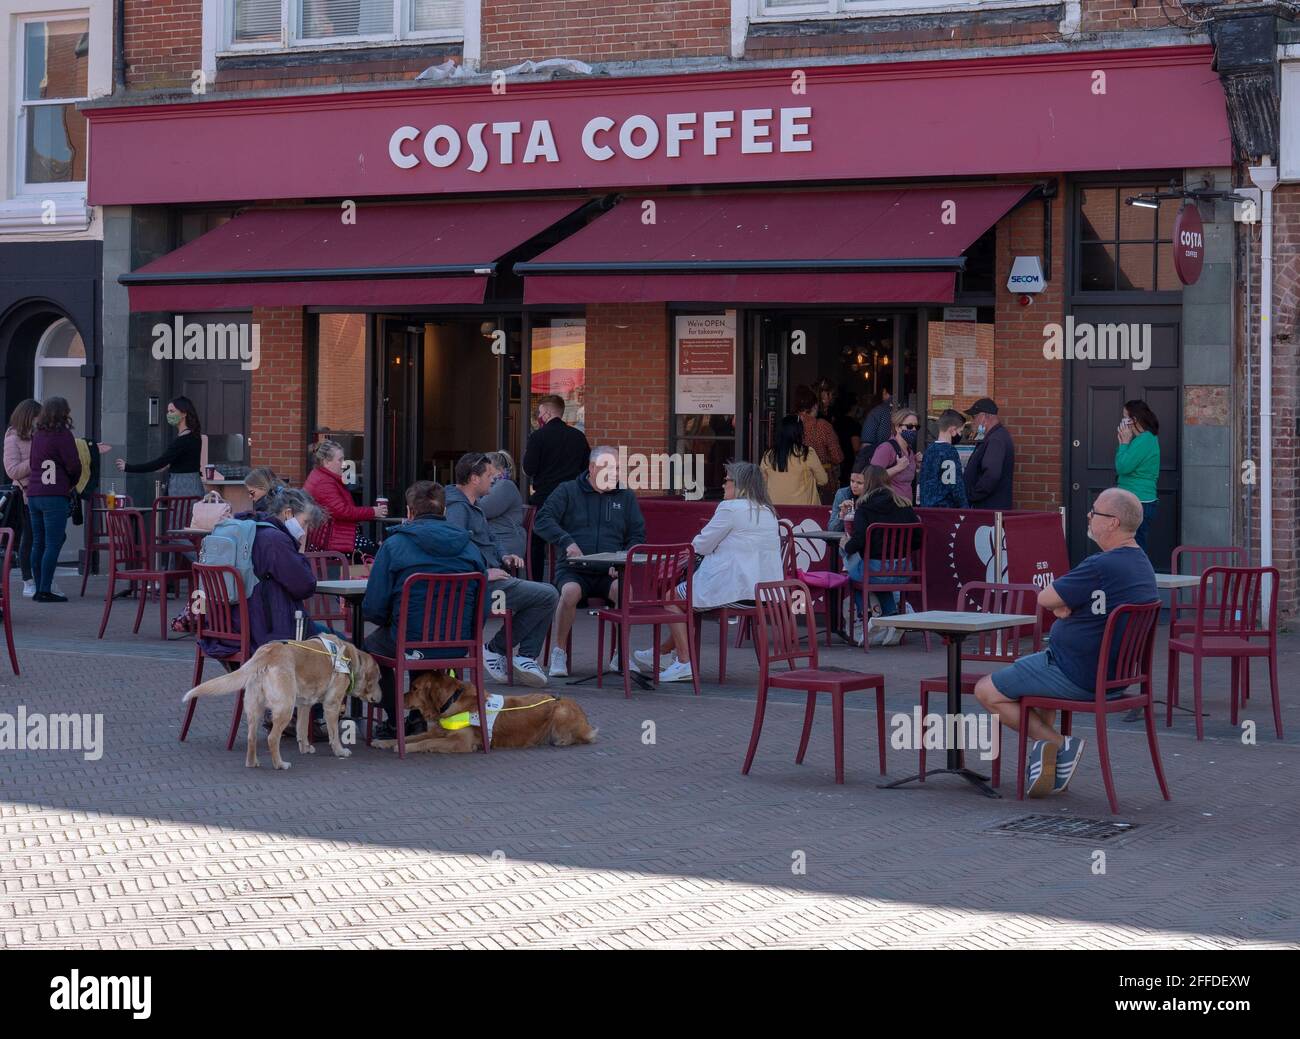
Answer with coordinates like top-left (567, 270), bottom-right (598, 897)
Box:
top-left (1065, 305), bottom-right (1181, 569)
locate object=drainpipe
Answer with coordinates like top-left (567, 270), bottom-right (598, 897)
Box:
top-left (1249, 158), bottom-right (1278, 617)
top-left (113, 0), bottom-right (126, 92)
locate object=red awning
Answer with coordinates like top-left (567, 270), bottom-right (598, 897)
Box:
top-left (123, 198), bottom-right (587, 312)
top-left (518, 184), bottom-right (1033, 304)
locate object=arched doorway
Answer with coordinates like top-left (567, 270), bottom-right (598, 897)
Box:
top-left (34, 318), bottom-right (87, 435)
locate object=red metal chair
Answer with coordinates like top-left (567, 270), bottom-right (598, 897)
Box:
top-left (1169, 545), bottom-right (1246, 640)
top-left (693, 599), bottom-right (759, 684)
top-left (0, 528), bottom-right (20, 674)
top-left (367, 572), bottom-right (487, 758)
top-left (152, 494), bottom-right (201, 569)
top-left (304, 550), bottom-right (352, 636)
top-left (742, 579), bottom-right (887, 784)
top-left (848, 522), bottom-right (930, 652)
top-left (1166, 566), bottom-right (1281, 741)
top-left (916, 581), bottom-right (1042, 788)
top-left (1015, 599), bottom-right (1167, 814)
top-left (181, 563), bottom-right (251, 750)
top-left (597, 543), bottom-right (699, 699)
top-left (98, 509), bottom-right (193, 640)
top-left (791, 524), bottom-right (850, 647)
top-left (80, 493), bottom-right (134, 596)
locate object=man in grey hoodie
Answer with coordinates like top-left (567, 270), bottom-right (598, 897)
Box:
top-left (444, 453), bottom-right (559, 687)
top-left (534, 445), bottom-right (646, 677)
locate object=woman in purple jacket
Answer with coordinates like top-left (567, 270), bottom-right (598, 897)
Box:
top-left (27, 397), bottom-right (82, 602)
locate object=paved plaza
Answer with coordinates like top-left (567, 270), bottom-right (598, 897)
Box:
top-left (1, 575), bottom-right (1298, 949)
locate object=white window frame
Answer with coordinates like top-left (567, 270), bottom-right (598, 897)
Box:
top-left (749, 0), bottom-right (1072, 23)
top-left (218, 0), bottom-right (467, 55)
top-left (13, 11), bottom-right (90, 198)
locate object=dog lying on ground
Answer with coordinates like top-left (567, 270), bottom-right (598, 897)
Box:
top-left (182, 634), bottom-right (382, 770)
top-left (371, 671), bottom-right (597, 753)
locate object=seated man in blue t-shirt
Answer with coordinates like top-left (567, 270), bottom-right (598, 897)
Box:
top-left (974, 488), bottom-right (1157, 798)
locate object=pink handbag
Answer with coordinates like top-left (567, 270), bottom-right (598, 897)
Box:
top-left (190, 491), bottom-right (232, 532)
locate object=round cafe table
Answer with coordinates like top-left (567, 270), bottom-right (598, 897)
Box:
top-left (566, 551), bottom-right (654, 690)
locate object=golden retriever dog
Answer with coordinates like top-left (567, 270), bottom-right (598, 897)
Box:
top-left (371, 671), bottom-right (597, 753)
top-left (182, 634), bottom-right (383, 770)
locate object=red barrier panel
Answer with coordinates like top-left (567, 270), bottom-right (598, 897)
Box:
top-left (638, 497), bottom-right (1066, 613)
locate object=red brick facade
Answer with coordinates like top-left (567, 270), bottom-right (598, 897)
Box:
top-left (994, 179), bottom-right (1067, 513)
top-left (584, 303), bottom-right (671, 472)
top-left (250, 307), bottom-right (308, 485)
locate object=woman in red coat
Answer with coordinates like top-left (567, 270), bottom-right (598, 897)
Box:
top-left (302, 440), bottom-right (388, 557)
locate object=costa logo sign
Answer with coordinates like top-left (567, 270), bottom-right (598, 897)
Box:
top-left (1173, 203), bottom-right (1205, 285)
top-left (388, 107), bottom-right (813, 173)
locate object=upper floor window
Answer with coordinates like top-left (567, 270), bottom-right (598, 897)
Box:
top-left (16, 17), bottom-right (89, 193)
top-left (226, 0), bottom-right (463, 49)
top-left (753, 0), bottom-right (1018, 15)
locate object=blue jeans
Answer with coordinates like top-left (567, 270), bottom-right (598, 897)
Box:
top-left (851, 556), bottom-right (907, 616)
top-left (1136, 500), bottom-right (1157, 555)
top-left (28, 495), bottom-right (70, 595)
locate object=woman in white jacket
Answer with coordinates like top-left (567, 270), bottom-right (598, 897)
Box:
top-left (634, 461), bottom-right (784, 683)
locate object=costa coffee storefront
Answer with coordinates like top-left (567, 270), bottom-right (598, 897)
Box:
top-left (84, 45), bottom-right (1231, 567)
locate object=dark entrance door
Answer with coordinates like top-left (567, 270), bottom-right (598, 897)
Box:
top-left (1066, 305), bottom-right (1181, 569)
top-left (173, 313), bottom-right (252, 468)
top-left (376, 318), bottom-right (423, 503)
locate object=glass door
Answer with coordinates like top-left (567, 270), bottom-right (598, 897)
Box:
top-left (377, 318), bottom-right (423, 502)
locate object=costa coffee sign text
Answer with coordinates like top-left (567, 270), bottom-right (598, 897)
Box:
top-left (388, 107), bottom-right (813, 173)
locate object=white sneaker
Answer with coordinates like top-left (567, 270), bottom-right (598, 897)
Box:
top-left (633, 648), bottom-right (675, 674)
top-left (658, 659), bottom-right (694, 683)
top-left (483, 648), bottom-right (510, 684)
top-left (22, 580), bottom-right (35, 598)
top-left (605, 653), bottom-right (622, 673)
top-left (548, 647), bottom-right (569, 677)
top-left (851, 617), bottom-right (864, 646)
top-left (512, 655), bottom-right (548, 687)
top-left (867, 616), bottom-right (890, 647)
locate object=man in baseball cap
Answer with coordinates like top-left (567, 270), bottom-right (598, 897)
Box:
top-left (963, 398), bottom-right (1015, 509)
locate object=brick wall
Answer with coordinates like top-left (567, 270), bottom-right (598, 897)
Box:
top-left (481, 1), bottom-right (730, 66)
top-left (250, 307), bottom-right (308, 484)
top-left (994, 179), bottom-right (1067, 512)
top-left (584, 303), bottom-right (670, 480)
top-left (124, 0), bottom-right (202, 88)
top-left (1240, 181), bottom-right (1299, 615)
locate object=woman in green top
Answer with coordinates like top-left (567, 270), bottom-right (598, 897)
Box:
top-left (1115, 400), bottom-right (1160, 555)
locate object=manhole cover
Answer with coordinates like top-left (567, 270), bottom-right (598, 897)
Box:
top-left (992, 814), bottom-right (1137, 841)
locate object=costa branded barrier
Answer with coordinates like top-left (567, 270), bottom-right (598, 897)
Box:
top-left (639, 498), bottom-right (1067, 613)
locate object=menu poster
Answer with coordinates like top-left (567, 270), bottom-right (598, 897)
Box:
top-left (962, 358), bottom-right (988, 398)
top-left (929, 357), bottom-right (956, 396)
top-left (675, 313), bottom-right (737, 414)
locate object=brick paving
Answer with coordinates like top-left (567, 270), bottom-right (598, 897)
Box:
top-left (1, 574), bottom-right (1298, 949)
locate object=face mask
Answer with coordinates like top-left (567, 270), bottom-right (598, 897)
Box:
top-left (166, 412), bottom-right (182, 427)
top-left (284, 517), bottom-right (305, 541)
top-left (901, 429), bottom-right (918, 449)
top-left (976, 423), bottom-right (987, 439)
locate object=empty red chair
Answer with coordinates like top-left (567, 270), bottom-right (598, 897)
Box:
top-left (743, 579), bottom-right (887, 784)
top-left (304, 550), bottom-right (352, 636)
top-left (181, 563), bottom-right (252, 750)
top-left (1015, 600), bottom-right (1167, 814)
top-left (0, 528), bottom-right (20, 674)
top-left (1169, 545), bottom-right (1246, 639)
top-left (597, 543), bottom-right (699, 698)
top-left (1166, 566), bottom-right (1281, 741)
top-left (916, 581), bottom-right (1042, 788)
top-left (784, 522), bottom-right (850, 647)
top-left (849, 522), bottom-right (930, 652)
top-left (152, 494), bottom-right (201, 568)
top-left (366, 572), bottom-right (487, 758)
top-left (81, 492), bottom-right (134, 596)
top-left (98, 509), bottom-right (193, 640)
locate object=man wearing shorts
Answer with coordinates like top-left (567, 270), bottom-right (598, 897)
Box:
top-left (974, 487), bottom-right (1157, 797)
top-left (534, 445), bottom-right (646, 676)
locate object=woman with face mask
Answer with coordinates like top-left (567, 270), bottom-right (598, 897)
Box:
top-left (114, 396), bottom-right (206, 498)
top-left (1115, 400), bottom-right (1161, 556)
top-left (869, 408), bottom-right (920, 504)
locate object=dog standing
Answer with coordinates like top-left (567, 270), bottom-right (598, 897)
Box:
top-left (182, 634), bottom-right (382, 769)
top-left (371, 672), bottom-right (597, 753)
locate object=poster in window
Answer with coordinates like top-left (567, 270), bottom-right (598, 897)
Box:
top-left (675, 313), bottom-right (736, 415)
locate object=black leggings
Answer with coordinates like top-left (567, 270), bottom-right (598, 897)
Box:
top-left (16, 492), bottom-right (32, 581)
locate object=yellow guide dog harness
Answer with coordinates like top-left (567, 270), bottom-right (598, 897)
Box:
top-left (286, 635), bottom-right (356, 697)
top-left (441, 695), bottom-right (557, 746)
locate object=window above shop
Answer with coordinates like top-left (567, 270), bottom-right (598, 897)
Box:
top-left (1074, 184), bottom-right (1182, 294)
top-left (750, 0), bottom-right (1060, 21)
top-left (15, 16), bottom-right (90, 195)
top-left (221, 0), bottom-right (466, 52)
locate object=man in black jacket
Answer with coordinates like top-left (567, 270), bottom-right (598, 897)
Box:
top-left (963, 398), bottom-right (1015, 510)
top-left (534, 445), bottom-right (646, 677)
top-left (522, 394), bottom-right (590, 579)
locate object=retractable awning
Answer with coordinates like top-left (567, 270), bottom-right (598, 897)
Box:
top-left (516, 184), bottom-right (1035, 305)
top-left (122, 198), bottom-right (589, 312)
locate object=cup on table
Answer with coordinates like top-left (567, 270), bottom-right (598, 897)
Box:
top-left (105, 490), bottom-right (118, 510)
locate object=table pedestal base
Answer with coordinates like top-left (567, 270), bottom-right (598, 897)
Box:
top-left (567, 670), bottom-right (655, 691)
top-left (879, 766), bottom-right (1000, 798)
